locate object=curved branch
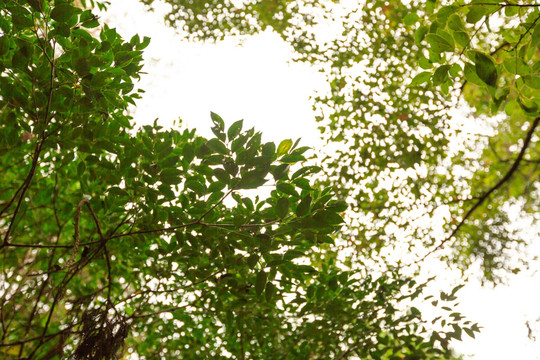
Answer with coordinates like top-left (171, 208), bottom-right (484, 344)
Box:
top-left (421, 116), bottom-right (539, 261)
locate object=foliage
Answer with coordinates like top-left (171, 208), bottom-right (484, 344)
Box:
top-left (147, 0), bottom-right (540, 282)
top-left (0, 0), bottom-right (480, 359)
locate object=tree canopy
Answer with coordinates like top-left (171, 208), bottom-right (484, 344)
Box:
top-left (145, 0), bottom-right (540, 281)
top-left (2, 0), bottom-right (538, 359)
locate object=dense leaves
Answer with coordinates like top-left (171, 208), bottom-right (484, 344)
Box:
top-left (0, 1), bottom-right (479, 359)
top-left (149, 0), bottom-right (540, 282)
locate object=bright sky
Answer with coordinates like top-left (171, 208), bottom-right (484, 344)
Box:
top-left (102, 1), bottom-right (540, 358)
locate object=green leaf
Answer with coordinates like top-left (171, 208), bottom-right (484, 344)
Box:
top-left (453, 31), bottom-right (469, 48)
top-left (261, 142), bottom-right (276, 159)
top-left (247, 254), bottom-right (259, 267)
top-left (432, 65), bottom-right (450, 86)
top-left (237, 171), bottom-right (267, 189)
top-left (314, 210), bottom-right (344, 225)
top-left (276, 182), bottom-right (298, 197)
top-left (27, 0), bottom-right (43, 12)
top-left (227, 119), bottom-right (243, 140)
top-left (255, 271), bottom-right (267, 296)
top-left (415, 25), bottom-right (428, 45)
top-left (51, 4), bottom-right (76, 23)
top-left (210, 111), bottom-right (225, 130)
top-left (296, 195), bottom-right (312, 217)
top-left (183, 143), bottom-right (195, 164)
top-left (436, 5), bottom-right (459, 19)
top-left (522, 75), bottom-right (540, 90)
top-left (276, 197), bottom-right (289, 218)
top-left (77, 161), bottom-right (86, 177)
top-left (426, 33), bottom-right (454, 53)
top-left (206, 138), bottom-right (229, 155)
top-left (326, 200), bottom-right (347, 212)
top-left (464, 327), bottom-right (476, 339)
top-left (531, 21), bottom-right (540, 49)
top-left (280, 153), bottom-right (305, 164)
top-left (474, 52), bottom-right (497, 86)
top-left (466, 6), bottom-right (486, 24)
top-left (108, 186), bottom-right (129, 198)
top-left (264, 282), bottom-right (275, 302)
top-left (276, 139), bottom-right (293, 157)
top-left (410, 71), bottom-right (431, 86)
top-left (518, 95), bottom-right (539, 114)
top-left (447, 14), bottom-right (466, 32)
top-left (404, 13), bottom-right (419, 26)
top-left (213, 168), bottom-right (230, 184)
top-left (272, 164), bottom-right (289, 181)
top-left (464, 62), bottom-right (485, 86)
top-left (185, 179), bottom-right (206, 194)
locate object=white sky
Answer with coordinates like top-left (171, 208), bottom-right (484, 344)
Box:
top-left (101, 1), bottom-right (540, 358)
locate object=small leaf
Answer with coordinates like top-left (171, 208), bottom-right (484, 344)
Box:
top-left (474, 52), bottom-right (497, 86)
top-left (517, 96), bottom-right (538, 114)
top-left (261, 142), bottom-right (276, 159)
top-left (182, 143), bottom-right (194, 164)
top-left (464, 327), bottom-right (476, 339)
top-left (426, 33), bottom-right (454, 53)
top-left (185, 179), bottom-right (205, 194)
top-left (415, 25), bottom-right (428, 45)
top-left (272, 164), bottom-right (289, 181)
top-left (213, 168), bottom-right (230, 184)
top-left (210, 111), bottom-right (225, 130)
top-left (237, 170), bottom-right (267, 189)
top-left (453, 31), bottom-right (469, 48)
top-left (466, 6), bottom-right (486, 24)
top-left (314, 210), bottom-right (344, 225)
top-left (432, 65), bottom-right (450, 86)
top-left (404, 13), bottom-right (419, 26)
top-left (464, 62), bottom-right (485, 86)
top-left (276, 182), bottom-right (298, 197)
top-left (227, 120), bottom-right (243, 141)
top-left (531, 21), bottom-right (540, 49)
top-left (108, 187), bottom-right (128, 198)
top-left (410, 71), bottom-right (431, 86)
top-left (447, 13), bottom-right (466, 32)
top-left (276, 139), bottom-right (293, 157)
top-left (522, 75), bottom-right (540, 90)
top-left (206, 138), bottom-right (229, 155)
top-left (264, 282), bottom-right (275, 302)
top-left (276, 197), bottom-right (289, 219)
top-left (247, 254), bottom-right (259, 267)
top-left (280, 153), bottom-right (305, 164)
top-left (51, 4), bottom-right (76, 23)
top-left (328, 277), bottom-right (338, 291)
top-left (296, 195), bottom-right (312, 217)
top-left (255, 271), bottom-right (267, 296)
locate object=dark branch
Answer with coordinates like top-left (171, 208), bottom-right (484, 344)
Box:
top-left (420, 117), bottom-right (539, 260)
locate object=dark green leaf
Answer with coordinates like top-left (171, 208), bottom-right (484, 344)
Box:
top-left (426, 33), bottom-right (454, 53)
top-left (255, 271), bottom-right (267, 296)
top-left (210, 111), bottom-right (225, 130)
top-left (276, 182), bottom-right (298, 197)
top-left (296, 195), bottom-right (312, 217)
top-left (206, 138), bottom-right (229, 155)
top-left (276, 197), bottom-right (289, 218)
top-left (264, 282), bottom-right (275, 302)
top-left (227, 119), bottom-right (243, 140)
top-left (474, 52), bottom-right (497, 86)
top-left (51, 4), bottom-right (76, 23)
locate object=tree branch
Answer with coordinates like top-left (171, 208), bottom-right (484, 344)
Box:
top-left (420, 116), bottom-right (539, 261)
